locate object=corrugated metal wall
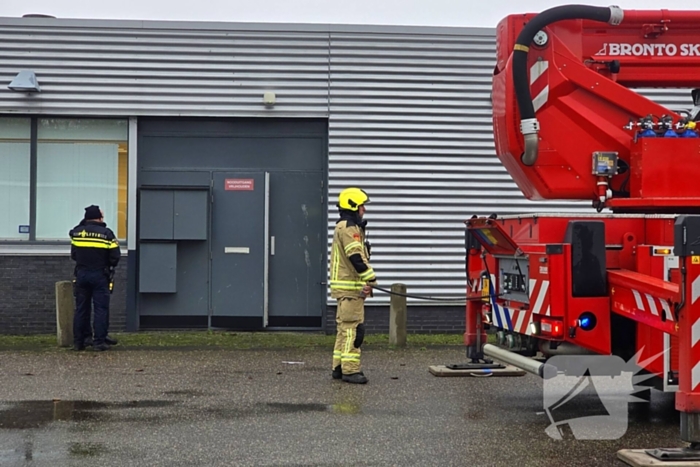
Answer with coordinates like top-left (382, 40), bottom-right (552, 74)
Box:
top-left (0, 18), bottom-right (693, 305)
top-left (0, 21), bottom-right (330, 115)
top-left (328, 30), bottom-right (593, 304)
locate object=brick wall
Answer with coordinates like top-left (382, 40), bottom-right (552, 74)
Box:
top-left (0, 255), bottom-right (128, 335)
top-left (0, 254), bottom-right (463, 335)
top-left (325, 304), bottom-right (464, 334)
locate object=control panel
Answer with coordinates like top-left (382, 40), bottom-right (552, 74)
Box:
top-left (498, 257), bottom-right (530, 303)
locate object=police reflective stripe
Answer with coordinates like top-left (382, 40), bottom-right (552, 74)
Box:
top-left (71, 237), bottom-right (119, 248)
top-left (344, 241), bottom-right (363, 253)
top-left (74, 238), bottom-right (117, 246)
top-left (71, 239), bottom-right (119, 249)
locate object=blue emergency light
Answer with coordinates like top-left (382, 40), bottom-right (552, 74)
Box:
top-left (577, 312), bottom-right (597, 331)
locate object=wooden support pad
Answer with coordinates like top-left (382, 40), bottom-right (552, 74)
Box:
top-left (618, 449), bottom-right (700, 467)
top-left (428, 365), bottom-right (526, 377)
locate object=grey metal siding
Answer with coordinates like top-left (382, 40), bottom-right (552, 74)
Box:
top-left (0, 17), bottom-right (693, 306)
top-left (327, 30), bottom-right (593, 304)
top-left (0, 23), bottom-right (330, 115)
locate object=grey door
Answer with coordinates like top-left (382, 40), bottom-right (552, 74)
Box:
top-left (268, 172), bottom-right (326, 327)
top-left (211, 171), bottom-right (268, 328)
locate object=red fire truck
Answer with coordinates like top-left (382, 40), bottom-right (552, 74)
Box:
top-left (463, 4), bottom-right (700, 460)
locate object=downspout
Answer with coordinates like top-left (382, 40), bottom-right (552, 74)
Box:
top-left (513, 5), bottom-right (624, 166)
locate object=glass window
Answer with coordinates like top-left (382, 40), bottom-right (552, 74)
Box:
top-left (36, 119), bottom-right (128, 241)
top-left (0, 118), bottom-right (31, 240)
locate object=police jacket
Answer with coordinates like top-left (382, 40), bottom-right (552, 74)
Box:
top-left (69, 220), bottom-right (121, 272)
top-left (330, 211), bottom-right (376, 299)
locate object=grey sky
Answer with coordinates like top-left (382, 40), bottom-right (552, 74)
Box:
top-left (1, 0), bottom-right (688, 27)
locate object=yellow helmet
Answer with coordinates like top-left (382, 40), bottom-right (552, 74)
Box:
top-left (337, 187), bottom-right (370, 211)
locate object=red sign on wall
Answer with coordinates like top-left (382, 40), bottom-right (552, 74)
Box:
top-left (225, 179), bottom-right (255, 191)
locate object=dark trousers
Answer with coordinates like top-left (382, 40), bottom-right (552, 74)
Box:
top-left (74, 269), bottom-right (110, 346)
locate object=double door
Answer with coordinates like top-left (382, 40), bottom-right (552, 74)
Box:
top-left (210, 171), bottom-right (325, 328)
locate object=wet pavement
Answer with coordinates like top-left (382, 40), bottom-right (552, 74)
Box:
top-left (0, 347), bottom-right (687, 466)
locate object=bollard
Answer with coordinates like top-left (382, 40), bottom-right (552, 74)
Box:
top-left (389, 283), bottom-right (407, 347)
top-left (55, 281), bottom-right (74, 347)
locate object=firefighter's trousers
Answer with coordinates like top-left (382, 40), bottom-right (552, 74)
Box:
top-left (333, 297), bottom-right (365, 375)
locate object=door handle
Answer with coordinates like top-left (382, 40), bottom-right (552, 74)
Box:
top-left (271, 236), bottom-right (275, 256)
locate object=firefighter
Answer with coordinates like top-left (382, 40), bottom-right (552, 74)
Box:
top-left (69, 205), bottom-right (121, 351)
top-left (330, 187), bottom-right (377, 384)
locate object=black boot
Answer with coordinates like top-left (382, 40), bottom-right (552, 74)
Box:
top-left (93, 343), bottom-right (111, 352)
top-left (105, 336), bottom-right (118, 346)
top-left (342, 373), bottom-right (368, 384)
top-left (332, 365), bottom-right (342, 380)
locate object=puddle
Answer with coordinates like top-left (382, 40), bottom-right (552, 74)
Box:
top-left (464, 410), bottom-right (485, 420)
top-left (163, 390), bottom-right (207, 397)
top-left (205, 402), bottom-right (330, 420)
top-left (329, 401), bottom-right (362, 415)
top-left (207, 400), bottom-right (368, 420)
top-left (0, 400), bottom-right (177, 430)
top-left (0, 441), bottom-right (64, 463)
top-left (265, 402), bottom-right (329, 413)
top-left (68, 442), bottom-right (108, 458)
top-left (0, 440), bottom-right (109, 463)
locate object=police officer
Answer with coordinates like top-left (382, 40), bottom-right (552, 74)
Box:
top-left (330, 188), bottom-right (377, 384)
top-left (69, 205), bottom-right (120, 351)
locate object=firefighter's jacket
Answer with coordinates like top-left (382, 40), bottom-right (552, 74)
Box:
top-left (330, 214), bottom-right (376, 299)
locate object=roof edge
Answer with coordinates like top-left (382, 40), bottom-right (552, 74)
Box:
top-left (0, 16), bottom-right (496, 36)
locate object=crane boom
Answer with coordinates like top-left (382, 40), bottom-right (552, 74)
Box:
top-left (493, 6), bottom-right (700, 212)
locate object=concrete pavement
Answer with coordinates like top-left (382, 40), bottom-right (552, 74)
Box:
top-left (0, 347), bottom-right (686, 466)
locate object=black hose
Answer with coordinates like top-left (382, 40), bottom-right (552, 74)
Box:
top-left (513, 5), bottom-right (621, 166)
top-left (372, 285), bottom-right (502, 304)
top-left (513, 5), bottom-right (614, 121)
